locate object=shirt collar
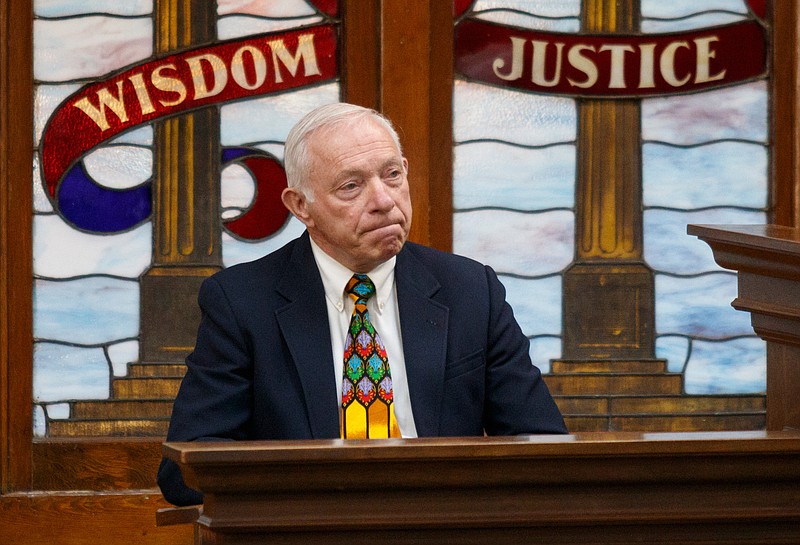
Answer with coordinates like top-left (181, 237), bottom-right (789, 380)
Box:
top-left (309, 236), bottom-right (396, 314)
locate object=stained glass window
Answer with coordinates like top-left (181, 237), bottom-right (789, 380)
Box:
top-left (32, 0), bottom-right (341, 437)
top-left (452, 0), bottom-right (767, 399)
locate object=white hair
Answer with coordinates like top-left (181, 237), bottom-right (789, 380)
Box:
top-left (283, 102), bottom-right (403, 200)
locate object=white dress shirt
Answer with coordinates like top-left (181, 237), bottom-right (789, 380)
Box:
top-left (309, 238), bottom-right (418, 437)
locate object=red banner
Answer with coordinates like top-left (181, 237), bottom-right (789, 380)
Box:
top-left (41, 23), bottom-right (338, 200)
top-left (454, 18), bottom-right (767, 98)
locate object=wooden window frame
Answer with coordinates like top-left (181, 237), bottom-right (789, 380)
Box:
top-left (2, 0), bottom-right (797, 494)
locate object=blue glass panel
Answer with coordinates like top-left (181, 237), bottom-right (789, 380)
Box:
top-left (655, 335), bottom-right (691, 373)
top-left (454, 81), bottom-right (577, 145)
top-left (453, 209), bottom-right (574, 276)
top-left (33, 405), bottom-right (46, 437)
top-left (220, 84), bottom-right (339, 145)
top-left (223, 219), bottom-right (307, 267)
top-left (642, 13), bottom-right (746, 33)
top-left (684, 338), bottom-right (766, 394)
top-left (655, 273), bottom-right (754, 338)
top-left (33, 342), bottom-right (110, 402)
top-left (640, 0), bottom-right (748, 19)
top-left (108, 340), bottom-right (139, 377)
top-left (529, 336), bottom-right (561, 373)
top-left (644, 209), bottom-right (766, 275)
top-left (642, 82), bottom-right (767, 145)
top-left (643, 143), bottom-right (767, 209)
top-left (34, 0), bottom-right (152, 17)
top-left (33, 216), bottom-right (151, 278)
top-left (57, 162), bottom-right (151, 232)
top-left (34, 277), bottom-right (139, 344)
top-left (472, 0), bottom-right (581, 17)
top-left (454, 142), bottom-right (575, 210)
top-left (502, 275), bottom-right (562, 335)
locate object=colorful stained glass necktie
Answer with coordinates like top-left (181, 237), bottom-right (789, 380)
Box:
top-left (340, 274), bottom-right (401, 439)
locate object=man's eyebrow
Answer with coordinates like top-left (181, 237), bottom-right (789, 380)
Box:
top-left (333, 158), bottom-right (403, 183)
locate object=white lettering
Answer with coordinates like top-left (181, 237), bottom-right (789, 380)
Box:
top-left (231, 45), bottom-right (268, 90)
top-left (661, 41), bottom-right (691, 87)
top-left (269, 33), bottom-right (321, 83)
top-left (493, 36), bottom-right (525, 81)
top-left (694, 35), bottom-right (726, 84)
top-left (531, 40), bottom-right (564, 87)
top-left (567, 44), bottom-right (598, 88)
top-left (72, 81), bottom-right (128, 132)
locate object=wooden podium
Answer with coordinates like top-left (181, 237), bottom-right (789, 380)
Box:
top-left (164, 431), bottom-right (800, 545)
top-left (688, 224), bottom-right (800, 430)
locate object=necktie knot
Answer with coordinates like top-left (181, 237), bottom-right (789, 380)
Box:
top-left (346, 274), bottom-right (376, 304)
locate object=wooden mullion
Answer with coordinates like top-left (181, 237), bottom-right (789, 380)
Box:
top-left (342, 0), bottom-right (381, 110)
top-left (771, 0), bottom-right (800, 226)
top-left (1, 0), bottom-right (34, 492)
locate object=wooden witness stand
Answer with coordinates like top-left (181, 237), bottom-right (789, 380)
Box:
top-left (159, 225), bottom-right (800, 544)
top-left (162, 432), bottom-right (800, 544)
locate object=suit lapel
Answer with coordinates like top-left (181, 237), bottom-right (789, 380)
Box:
top-left (395, 246), bottom-right (449, 437)
top-left (275, 233), bottom-right (341, 439)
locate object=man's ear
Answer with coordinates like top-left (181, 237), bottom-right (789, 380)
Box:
top-left (281, 187), bottom-right (313, 226)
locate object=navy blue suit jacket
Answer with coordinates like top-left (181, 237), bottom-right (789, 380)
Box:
top-left (157, 232), bottom-right (566, 505)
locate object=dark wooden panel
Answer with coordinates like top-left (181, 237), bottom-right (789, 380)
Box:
top-left (0, 491), bottom-right (192, 545)
top-left (32, 439), bottom-right (163, 491)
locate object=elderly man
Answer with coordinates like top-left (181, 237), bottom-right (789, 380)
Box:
top-left (157, 102), bottom-right (566, 506)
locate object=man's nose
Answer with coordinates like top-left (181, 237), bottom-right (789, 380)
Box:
top-left (367, 178), bottom-right (395, 210)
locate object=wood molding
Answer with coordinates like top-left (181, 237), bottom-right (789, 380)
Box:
top-left (0, 0), bottom-right (33, 492)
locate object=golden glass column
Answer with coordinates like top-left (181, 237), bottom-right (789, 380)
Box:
top-left (562, 0), bottom-right (656, 360)
top-left (140, 0), bottom-right (221, 364)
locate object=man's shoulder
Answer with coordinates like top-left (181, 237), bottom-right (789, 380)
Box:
top-left (208, 236), bottom-right (303, 288)
top-left (401, 241), bottom-right (485, 273)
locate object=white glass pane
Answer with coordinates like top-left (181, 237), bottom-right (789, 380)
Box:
top-left (34, 16), bottom-right (152, 81)
top-left (33, 343), bottom-right (110, 402)
top-left (218, 15), bottom-right (323, 39)
top-left (34, 277), bottom-right (140, 344)
top-left (35, 0), bottom-right (152, 17)
top-left (643, 142), bottom-right (767, 209)
top-left (220, 83), bottom-right (339, 144)
top-left (642, 81), bottom-right (768, 145)
top-left (33, 216), bottom-right (152, 278)
top-left (655, 273), bottom-right (754, 338)
top-left (453, 209), bottom-right (574, 276)
top-left (644, 209), bottom-right (766, 275)
top-left (684, 338), bottom-right (766, 394)
top-left (217, 0), bottom-right (318, 17)
top-left (472, 0), bottom-right (581, 17)
top-left (454, 142), bottom-right (575, 210)
top-left (223, 218), bottom-right (307, 267)
top-left (454, 81), bottom-right (577, 145)
top-left (640, 0), bottom-right (749, 19)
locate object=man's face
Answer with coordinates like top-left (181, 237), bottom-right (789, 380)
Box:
top-left (282, 117), bottom-right (413, 273)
